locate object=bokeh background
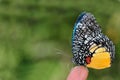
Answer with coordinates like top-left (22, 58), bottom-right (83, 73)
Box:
top-left (0, 0), bottom-right (120, 80)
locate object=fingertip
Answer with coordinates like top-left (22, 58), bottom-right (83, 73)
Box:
top-left (67, 66), bottom-right (88, 80)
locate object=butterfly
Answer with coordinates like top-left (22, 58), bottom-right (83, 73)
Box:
top-left (72, 12), bottom-right (115, 69)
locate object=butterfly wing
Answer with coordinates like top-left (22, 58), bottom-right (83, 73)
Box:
top-left (72, 12), bottom-right (115, 69)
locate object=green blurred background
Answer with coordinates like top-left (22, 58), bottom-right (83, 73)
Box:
top-left (0, 0), bottom-right (120, 80)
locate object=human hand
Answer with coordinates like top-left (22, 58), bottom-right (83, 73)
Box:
top-left (67, 66), bottom-right (88, 80)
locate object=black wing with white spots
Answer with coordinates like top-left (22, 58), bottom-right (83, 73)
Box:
top-left (72, 12), bottom-right (115, 65)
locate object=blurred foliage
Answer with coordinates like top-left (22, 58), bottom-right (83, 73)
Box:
top-left (0, 0), bottom-right (120, 80)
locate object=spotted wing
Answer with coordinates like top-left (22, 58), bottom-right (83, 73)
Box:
top-left (72, 12), bottom-right (115, 65)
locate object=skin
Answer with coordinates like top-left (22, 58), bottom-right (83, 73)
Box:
top-left (67, 66), bottom-right (88, 80)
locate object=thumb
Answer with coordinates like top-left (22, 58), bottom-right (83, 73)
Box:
top-left (67, 66), bottom-right (88, 80)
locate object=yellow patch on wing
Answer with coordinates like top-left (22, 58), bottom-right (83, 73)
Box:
top-left (89, 46), bottom-right (98, 53)
top-left (89, 44), bottom-right (97, 50)
top-left (95, 47), bottom-right (106, 53)
top-left (89, 44), bottom-right (102, 53)
top-left (87, 52), bottom-right (111, 69)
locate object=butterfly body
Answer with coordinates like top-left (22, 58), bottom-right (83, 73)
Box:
top-left (72, 12), bottom-right (115, 69)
